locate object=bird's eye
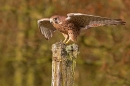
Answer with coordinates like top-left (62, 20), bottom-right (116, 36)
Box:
top-left (54, 18), bottom-right (58, 21)
top-left (53, 17), bottom-right (59, 24)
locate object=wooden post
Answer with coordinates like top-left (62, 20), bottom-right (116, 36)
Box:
top-left (51, 42), bottom-right (79, 86)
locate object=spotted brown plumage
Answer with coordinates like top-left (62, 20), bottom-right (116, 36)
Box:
top-left (38, 13), bottom-right (126, 44)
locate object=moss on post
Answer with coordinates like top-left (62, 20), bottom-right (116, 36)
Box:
top-left (51, 42), bottom-right (79, 86)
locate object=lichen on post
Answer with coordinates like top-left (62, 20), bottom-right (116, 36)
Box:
top-left (51, 42), bottom-right (79, 86)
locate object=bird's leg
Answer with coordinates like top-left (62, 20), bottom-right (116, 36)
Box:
top-left (65, 38), bottom-right (71, 44)
top-left (63, 37), bottom-right (68, 43)
top-left (66, 30), bottom-right (77, 44)
top-left (62, 33), bottom-right (69, 43)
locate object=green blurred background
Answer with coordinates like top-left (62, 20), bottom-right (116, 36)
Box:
top-left (0, 0), bottom-right (130, 86)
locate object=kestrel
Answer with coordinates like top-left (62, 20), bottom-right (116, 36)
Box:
top-left (38, 13), bottom-right (125, 44)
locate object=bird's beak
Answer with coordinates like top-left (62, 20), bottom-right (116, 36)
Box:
top-left (50, 18), bottom-right (53, 23)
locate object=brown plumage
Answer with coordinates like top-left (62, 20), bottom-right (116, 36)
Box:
top-left (38, 13), bottom-right (126, 44)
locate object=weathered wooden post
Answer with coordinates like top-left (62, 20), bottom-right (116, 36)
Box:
top-left (51, 42), bottom-right (79, 86)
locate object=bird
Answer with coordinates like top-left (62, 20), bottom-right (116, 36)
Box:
top-left (37, 13), bottom-right (126, 44)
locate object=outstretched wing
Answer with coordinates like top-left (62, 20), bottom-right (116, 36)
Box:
top-left (66, 13), bottom-right (125, 29)
top-left (37, 18), bottom-right (56, 40)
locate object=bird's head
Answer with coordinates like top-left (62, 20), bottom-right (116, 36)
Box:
top-left (50, 15), bottom-right (63, 24)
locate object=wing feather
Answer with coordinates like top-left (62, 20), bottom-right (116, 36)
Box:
top-left (37, 18), bottom-right (56, 40)
top-left (66, 13), bottom-right (125, 29)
